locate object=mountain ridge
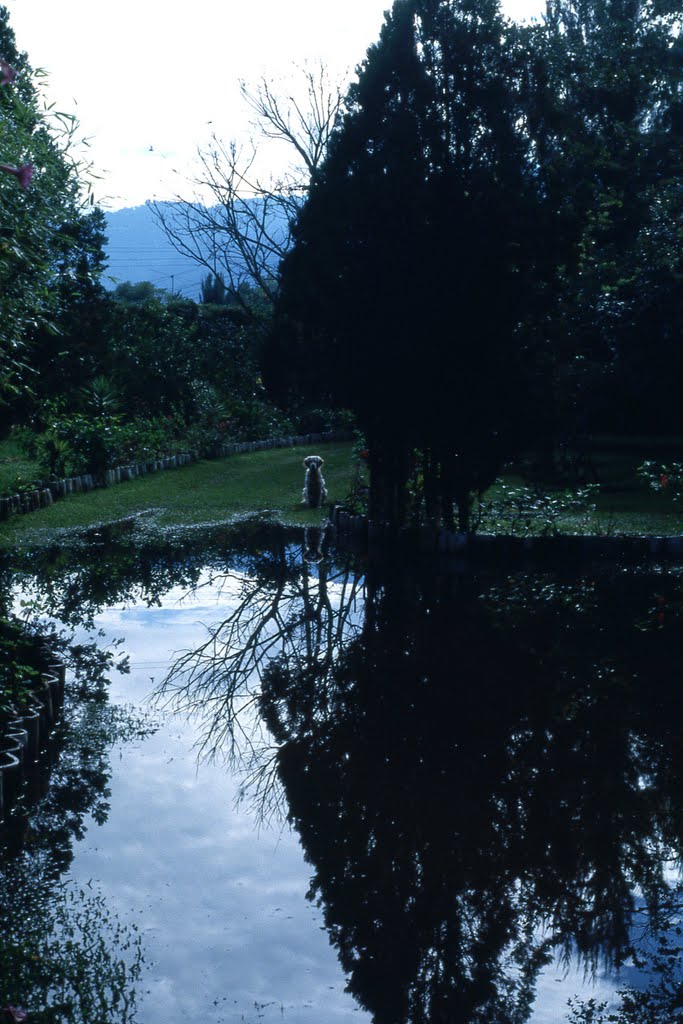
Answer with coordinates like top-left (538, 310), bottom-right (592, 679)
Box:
top-left (104, 204), bottom-right (210, 299)
top-left (104, 200), bottom-right (289, 300)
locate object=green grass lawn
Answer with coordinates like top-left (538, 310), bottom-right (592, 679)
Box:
top-left (0, 442), bottom-right (357, 546)
top-left (1, 434), bottom-right (681, 548)
top-left (558, 433), bottom-right (683, 535)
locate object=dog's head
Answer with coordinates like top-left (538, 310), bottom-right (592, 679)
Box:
top-left (303, 455), bottom-right (325, 473)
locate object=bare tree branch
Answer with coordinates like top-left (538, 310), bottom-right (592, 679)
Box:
top-left (148, 60), bottom-right (345, 314)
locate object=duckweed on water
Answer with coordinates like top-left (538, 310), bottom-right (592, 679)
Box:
top-left (0, 869), bottom-right (146, 1024)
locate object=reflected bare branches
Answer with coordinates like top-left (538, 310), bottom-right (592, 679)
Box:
top-left (155, 527), bottom-right (365, 815)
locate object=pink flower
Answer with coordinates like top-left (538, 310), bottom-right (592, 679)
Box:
top-left (1, 1008), bottom-right (29, 1023)
top-left (16, 163), bottom-right (33, 188)
top-left (0, 59), bottom-right (17, 86)
top-left (0, 162), bottom-right (34, 188)
top-left (661, 474), bottom-right (669, 488)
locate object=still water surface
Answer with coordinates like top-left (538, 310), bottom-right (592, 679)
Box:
top-left (2, 522), bottom-right (682, 1022)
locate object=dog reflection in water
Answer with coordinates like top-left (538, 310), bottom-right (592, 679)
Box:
top-left (301, 454), bottom-right (328, 508)
top-left (303, 525), bottom-right (327, 564)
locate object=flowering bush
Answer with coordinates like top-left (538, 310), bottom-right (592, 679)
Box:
top-left (0, 160), bottom-right (33, 188)
top-left (1, 8), bottom-right (96, 409)
top-left (637, 461), bottom-right (682, 500)
top-left (44, 414), bottom-right (125, 480)
top-left (25, 412), bottom-right (192, 480)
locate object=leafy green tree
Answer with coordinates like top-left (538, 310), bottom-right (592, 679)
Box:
top-left (0, 5), bottom-right (95, 416)
top-left (111, 279), bottom-right (168, 305)
top-left (621, 184), bottom-right (683, 434)
top-left (19, 206), bottom-right (114, 419)
top-left (528, 0), bottom-right (683, 439)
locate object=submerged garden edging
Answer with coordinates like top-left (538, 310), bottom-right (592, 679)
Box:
top-left (0, 429), bottom-right (353, 523)
top-left (0, 655), bottom-right (66, 830)
top-left (330, 506), bottom-right (683, 563)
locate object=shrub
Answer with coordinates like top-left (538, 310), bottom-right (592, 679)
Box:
top-left (638, 461), bottom-right (682, 501)
top-left (295, 407), bottom-right (356, 434)
top-left (476, 483), bottom-right (600, 536)
top-left (21, 411), bottom-right (124, 481)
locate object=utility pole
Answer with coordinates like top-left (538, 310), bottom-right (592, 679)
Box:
top-left (170, 274), bottom-right (175, 296)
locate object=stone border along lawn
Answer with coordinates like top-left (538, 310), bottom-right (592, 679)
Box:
top-left (0, 431), bottom-right (352, 524)
top-left (332, 507), bottom-right (683, 564)
top-left (3, 429), bottom-right (683, 552)
top-left (0, 437), bottom-right (357, 542)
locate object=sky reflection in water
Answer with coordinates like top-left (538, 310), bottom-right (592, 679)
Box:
top-left (70, 575), bottom-right (366, 1024)
top-left (3, 524), bottom-right (682, 1023)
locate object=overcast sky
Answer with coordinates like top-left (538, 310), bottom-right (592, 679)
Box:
top-left (5, 0), bottom-right (542, 210)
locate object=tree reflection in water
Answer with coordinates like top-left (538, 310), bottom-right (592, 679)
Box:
top-left (158, 538), bottom-right (683, 1024)
top-left (0, 649), bottom-right (149, 1021)
top-left (158, 526), bottom-right (365, 816)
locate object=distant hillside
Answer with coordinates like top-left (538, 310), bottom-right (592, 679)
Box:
top-left (104, 201), bottom-right (291, 301)
top-left (104, 205), bottom-right (208, 299)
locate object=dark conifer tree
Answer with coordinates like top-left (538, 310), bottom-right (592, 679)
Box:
top-left (274, 0), bottom-right (683, 525)
top-left (275, 0), bottom-right (557, 529)
top-left (200, 272), bottom-right (228, 305)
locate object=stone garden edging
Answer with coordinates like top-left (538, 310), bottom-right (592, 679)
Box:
top-left (330, 506), bottom-right (683, 564)
top-left (0, 430), bottom-right (353, 523)
top-left (0, 655), bottom-right (66, 830)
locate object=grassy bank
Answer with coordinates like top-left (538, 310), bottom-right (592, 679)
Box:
top-left (0, 436), bottom-right (41, 496)
top-left (1, 435), bottom-right (682, 547)
top-left (0, 442), bottom-right (357, 545)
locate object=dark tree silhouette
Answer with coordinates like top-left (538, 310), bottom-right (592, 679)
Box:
top-left (259, 563), bottom-right (683, 1024)
top-left (273, 0), bottom-right (683, 527)
top-left (273, 0), bottom-right (563, 530)
top-left (532, 0), bottom-right (683, 439)
top-left (200, 271), bottom-right (227, 305)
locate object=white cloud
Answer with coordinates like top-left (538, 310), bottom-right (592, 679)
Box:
top-left (6, 0), bottom-right (542, 209)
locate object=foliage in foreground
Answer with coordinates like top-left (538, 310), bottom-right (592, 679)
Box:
top-left (568, 887), bottom-right (683, 1024)
top-left (0, 5), bottom-right (98, 410)
top-left (638, 462), bottom-right (683, 503)
top-left (0, 874), bottom-right (144, 1024)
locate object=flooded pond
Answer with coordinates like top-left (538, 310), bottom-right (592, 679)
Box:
top-left (1, 520), bottom-right (682, 1023)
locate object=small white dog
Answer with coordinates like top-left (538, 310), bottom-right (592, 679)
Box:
top-left (302, 454), bottom-right (328, 508)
